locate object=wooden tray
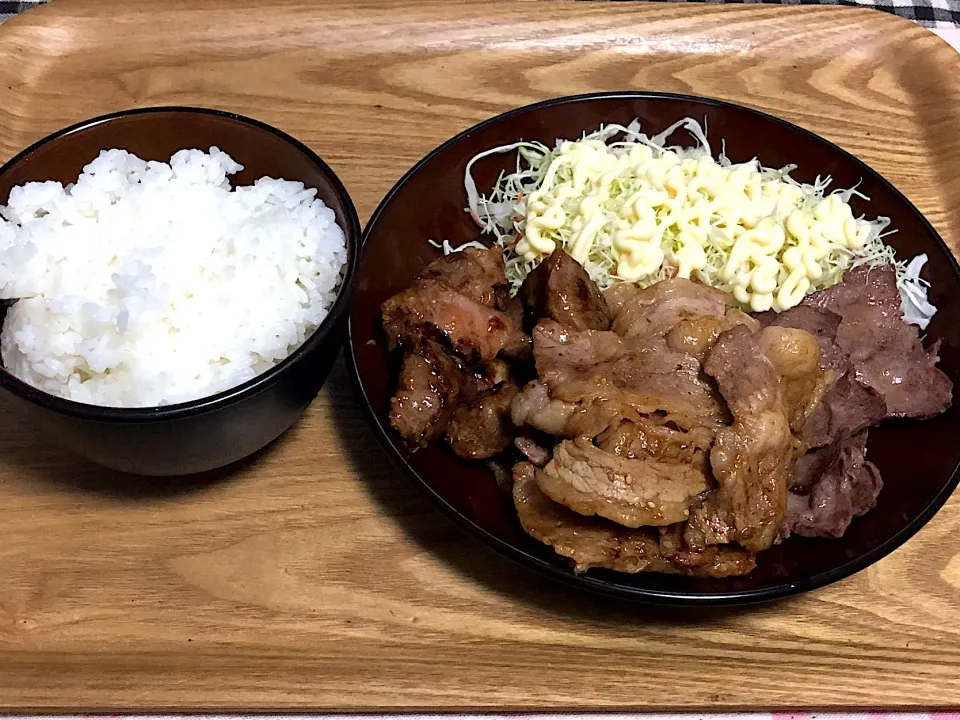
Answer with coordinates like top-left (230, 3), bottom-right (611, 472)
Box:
top-left (2, 0), bottom-right (960, 711)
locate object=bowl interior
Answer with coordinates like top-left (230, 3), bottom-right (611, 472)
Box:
top-left (348, 93), bottom-right (960, 603)
top-left (0, 108), bottom-right (360, 415)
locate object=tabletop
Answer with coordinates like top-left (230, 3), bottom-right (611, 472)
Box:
top-left (2, 0), bottom-right (960, 714)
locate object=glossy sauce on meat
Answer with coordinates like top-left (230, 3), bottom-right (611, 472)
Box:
top-left (605, 278), bottom-right (729, 341)
top-left (382, 279), bottom-right (526, 362)
top-left (532, 320), bottom-right (730, 432)
top-left (512, 462), bottom-right (756, 577)
top-left (803, 264), bottom-right (952, 419)
top-left (536, 437), bottom-right (712, 527)
top-left (759, 325), bottom-right (829, 433)
top-left (418, 246), bottom-right (510, 309)
top-left (383, 247), bottom-right (526, 452)
top-left (383, 247), bottom-right (952, 577)
top-left (596, 419), bottom-right (713, 467)
top-left (520, 249), bottom-right (612, 331)
top-left (446, 382), bottom-right (519, 459)
top-left (686, 326), bottom-right (795, 552)
top-left (389, 342), bottom-right (462, 448)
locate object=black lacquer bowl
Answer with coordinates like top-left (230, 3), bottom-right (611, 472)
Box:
top-left (0, 107), bottom-right (361, 476)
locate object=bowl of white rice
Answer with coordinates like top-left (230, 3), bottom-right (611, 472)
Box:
top-left (0, 107), bottom-right (361, 475)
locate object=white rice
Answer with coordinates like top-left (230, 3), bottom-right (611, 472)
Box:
top-left (0, 147), bottom-right (348, 408)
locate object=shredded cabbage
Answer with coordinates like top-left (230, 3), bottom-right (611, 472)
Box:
top-left (427, 238), bottom-right (488, 255)
top-left (453, 118), bottom-right (935, 325)
top-left (899, 254), bottom-right (937, 330)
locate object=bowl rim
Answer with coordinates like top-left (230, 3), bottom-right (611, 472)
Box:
top-left (0, 105), bottom-right (362, 422)
top-left (346, 90), bottom-right (960, 606)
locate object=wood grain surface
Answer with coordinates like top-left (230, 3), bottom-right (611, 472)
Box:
top-left (1, 0), bottom-right (960, 711)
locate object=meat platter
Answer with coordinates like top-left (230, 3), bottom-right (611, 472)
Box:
top-left (348, 92), bottom-right (960, 604)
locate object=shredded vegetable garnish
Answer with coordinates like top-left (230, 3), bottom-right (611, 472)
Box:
top-left (899, 254), bottom-right (937, 330)
top-left (453, 118), bottom-right (935, 322)
top-left (427, 238), bottom-right (488, 254)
